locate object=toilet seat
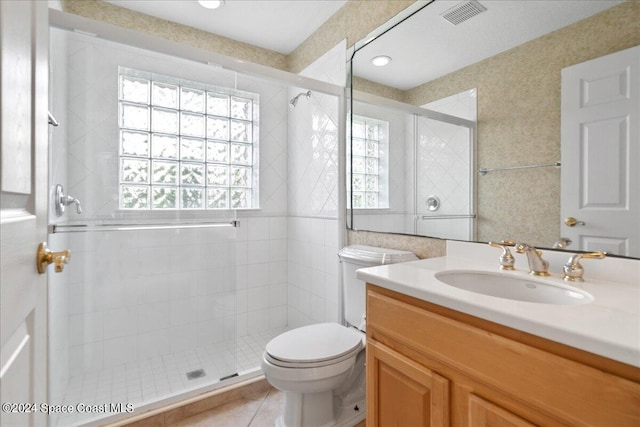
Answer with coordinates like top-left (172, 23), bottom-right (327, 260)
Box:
top-left (265, 323), bottom-right (364, 369)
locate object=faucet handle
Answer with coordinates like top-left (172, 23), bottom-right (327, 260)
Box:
top-left (563, 252), bottom-right (606, 282)
top-left (488, 240), bottom-right (516, 270)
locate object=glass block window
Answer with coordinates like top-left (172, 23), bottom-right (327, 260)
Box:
top-left (348, 115), bottom-right (389, 209)
top-left (118, 67), bottom-right (258, 210)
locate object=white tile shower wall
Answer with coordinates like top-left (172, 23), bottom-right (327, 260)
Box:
top-left (286, 41), bottom-right (345, 326)
top-left (416, 89), bottom-right (477, 240)
top-left (289, 39), bottom-right (344, 219)
top-left (235, 215), bottom-right (289, 337)
top-left (64, 32), bottom-right (289, 221)
top-left (287, 217), bottom-right (341, 328)
top-left (299, 40), bottom-right (347, 87)
top-left (287, 88), bottom-right (340, 218)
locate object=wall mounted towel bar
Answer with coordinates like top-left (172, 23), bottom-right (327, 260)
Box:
top-left (420, 214), bottom-right (476, 220)
top-left (478, 161), bottom-right (561, 175)
top-left (49, 220), bottom-right (239, 233)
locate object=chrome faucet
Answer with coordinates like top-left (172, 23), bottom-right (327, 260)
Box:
top-left (513, 243), bottom-right (550, 276)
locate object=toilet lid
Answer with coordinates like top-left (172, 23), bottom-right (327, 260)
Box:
top-left (265, 323), bottom-right (363, 364)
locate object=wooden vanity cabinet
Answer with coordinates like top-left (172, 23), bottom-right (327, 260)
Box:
top-left (365, 285), bottom-right (640, 427)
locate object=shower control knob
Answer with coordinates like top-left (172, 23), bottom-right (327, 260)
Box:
top-left (54, 184), bottom-right (83, 216)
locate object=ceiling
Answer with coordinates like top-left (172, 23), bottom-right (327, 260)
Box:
top-left (104, 0), bottom-right (347, 54)
top-left (353, 0), bottom-right (623, 90)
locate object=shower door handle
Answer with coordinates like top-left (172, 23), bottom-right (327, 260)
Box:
top-left (37, 242), bottom-right (71, 274)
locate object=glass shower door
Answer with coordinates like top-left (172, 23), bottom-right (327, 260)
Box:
top-left (48, 223), bottom-right (237, 426)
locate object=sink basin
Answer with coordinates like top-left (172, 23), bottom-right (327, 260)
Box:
top-left (435, 270), bottom-right (593, 305)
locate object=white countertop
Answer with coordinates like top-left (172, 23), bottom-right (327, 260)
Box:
top-left (356, 241), bottom-right (640, 368)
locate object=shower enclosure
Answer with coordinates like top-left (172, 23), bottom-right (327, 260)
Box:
top-left (348, 93), bottom-right (477, 240)
top-left (47, 18), bottom-right (343, 425)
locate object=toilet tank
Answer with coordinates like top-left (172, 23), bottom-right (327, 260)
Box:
top-left (338, 245), bottom-right (418, 330)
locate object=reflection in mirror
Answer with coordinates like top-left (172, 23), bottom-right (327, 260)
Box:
top-left (348, 0), bottom-right (640, 258)
top-left (349, 90), bottom-right (477, 240)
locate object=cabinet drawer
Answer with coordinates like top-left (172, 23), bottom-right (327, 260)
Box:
top-left (367, 287), bottom-right (640, 426)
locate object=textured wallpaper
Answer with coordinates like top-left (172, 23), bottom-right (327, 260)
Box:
top-left (347, 229), bottom-right (446, 259)
top-left (352, 76), bottom-right (405, 102)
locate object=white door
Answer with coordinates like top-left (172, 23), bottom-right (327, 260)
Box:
top-left (561, 45), bottom-right (640, 257)
top-left (0, 1), bottom-right (49, 426)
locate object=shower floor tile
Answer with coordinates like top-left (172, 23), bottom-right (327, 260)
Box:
top-left (53, 327), bottom-right (287, 427)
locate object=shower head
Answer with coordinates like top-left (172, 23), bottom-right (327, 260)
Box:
top-left (289, 90), bottom-right (311, 108)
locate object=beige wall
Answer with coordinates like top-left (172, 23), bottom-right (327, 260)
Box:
top-left (353, 1), bottom-right (640, 250)
top-left (347, 230), bottom-right (446, 259)
top-left (61, 0), bottom-right (414, 74)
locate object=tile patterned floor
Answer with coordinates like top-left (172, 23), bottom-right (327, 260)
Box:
top-left (170, 386), bottom-right (284, 427)
top-left (53, 328), bottom-right (286, 427)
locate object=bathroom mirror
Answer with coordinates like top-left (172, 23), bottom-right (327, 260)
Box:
top-left (347, 0), bottom-right (640, 258)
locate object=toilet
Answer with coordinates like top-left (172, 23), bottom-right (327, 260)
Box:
top-left (262, 245), bottom-right (418, 427)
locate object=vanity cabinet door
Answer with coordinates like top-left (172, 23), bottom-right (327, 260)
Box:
top-left (367, 339), bottom-right (450, 427)
top-left (467, 394), bottom-right (537, 427)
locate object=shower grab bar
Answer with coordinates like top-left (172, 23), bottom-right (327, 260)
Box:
top-left (420, 214), bottom-right (476, 220)
top-left (50, 220), bottom-right (239, 233)
top-left (478, 161), bottom-right (561, 175)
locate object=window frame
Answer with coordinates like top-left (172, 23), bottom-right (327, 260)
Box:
top-left (117, 67), bottom-right (260, 211)
top-left (348, 114), bottom-right (389, 209)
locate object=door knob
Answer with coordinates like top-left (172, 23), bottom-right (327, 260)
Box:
top-left (37, 242), bottom-right (70, 274)
top-left (564, 217), bottom-right (586, 227)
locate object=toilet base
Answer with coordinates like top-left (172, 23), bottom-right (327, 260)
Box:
top-left (334, 395), bottom-right (366, 427)
top-left (274, 396), bottom-right (365, 427)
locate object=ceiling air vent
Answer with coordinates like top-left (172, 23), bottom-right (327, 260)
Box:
top-left (440, 0), bottom-right (487, 25)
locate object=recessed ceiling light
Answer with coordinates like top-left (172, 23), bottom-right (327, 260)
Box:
top-left (371, 55), bottom-right (391, 67)
top-left (198, 0), bottom-right (225, 9)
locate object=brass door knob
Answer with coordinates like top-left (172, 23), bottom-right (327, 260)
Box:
top-left (36, 242), bottom-right (70, 274)
top-left (564, 217), bottom-right (586, 227)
